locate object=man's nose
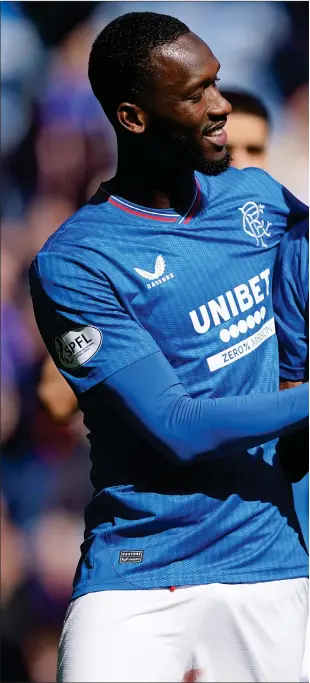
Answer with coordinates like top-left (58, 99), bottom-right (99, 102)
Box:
top-left (208, 92), bottom-right (232, 118)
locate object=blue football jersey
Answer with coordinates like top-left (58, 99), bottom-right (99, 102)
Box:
top-left (273, 218), bottom-right (309, 552)
top-left (30, 166), bottom-right (309, 597)
top-left (274, 218), bottom-right (309, 382)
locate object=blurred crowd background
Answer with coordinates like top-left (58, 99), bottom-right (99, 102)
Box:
top-left (1, 2), bottom-right (309, 681)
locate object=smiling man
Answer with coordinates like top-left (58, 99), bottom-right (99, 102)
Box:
top-left (29, 12), bottom-right (309, 683)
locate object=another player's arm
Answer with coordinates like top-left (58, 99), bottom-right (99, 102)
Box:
top-left (29, 252), bottom-right (308, 468)
top-left (273, 220), bottom-right (309, 482)
top-left (280, 380), bottom-right (303, 391)
top-left (38, 355), bottom-right (78, 422)
top-left (277, 381), bottom-right (308, 484)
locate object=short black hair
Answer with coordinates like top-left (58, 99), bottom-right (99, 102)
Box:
top-left (88, 11), bottom-right (189, 123)
top-left (220, 90), bottom-right (270, 125)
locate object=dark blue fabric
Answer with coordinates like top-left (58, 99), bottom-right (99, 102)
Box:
top-left (274, 218), bottom-right (309, 381)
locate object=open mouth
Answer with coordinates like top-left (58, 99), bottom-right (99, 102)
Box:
top-left (203, 124), bottom-right (227, 148)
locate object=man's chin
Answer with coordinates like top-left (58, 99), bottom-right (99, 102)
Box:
top-left (192, 149), bottom-right (232, 176)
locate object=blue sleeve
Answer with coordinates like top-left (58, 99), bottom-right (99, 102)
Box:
top-left (273, 219), bottom-right (309, 381)
top-left (29, 251), bottom-right (159, 394)
top-left (102, 351), bottom-right (308, 465)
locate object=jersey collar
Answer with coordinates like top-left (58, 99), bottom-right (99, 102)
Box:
top-left (100, 179), bottom-right (202, 224)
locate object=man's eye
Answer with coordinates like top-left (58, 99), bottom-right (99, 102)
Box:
top-left (189, 93), bottom-right (203, 103)
top-left (189, 78), bottom-right (220, 102)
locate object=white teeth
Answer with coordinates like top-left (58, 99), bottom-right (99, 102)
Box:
top-left (208, 127), bottom-right (223, 136)
top-left (203, 126), bottom-right (225, 138)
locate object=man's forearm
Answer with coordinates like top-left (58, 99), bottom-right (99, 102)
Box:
top-left (101, 351), bottom-right (309, 466)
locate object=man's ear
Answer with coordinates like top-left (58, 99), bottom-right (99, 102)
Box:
top-left (117, 102), bottom-right (148, 133)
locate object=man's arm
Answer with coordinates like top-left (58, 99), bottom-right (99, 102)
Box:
top-left (278, 380), bottom-right (308, 484)
top-left (274, 219), bottom-right (309, 482)
top-left (280, 381), bottom-right (303, 391)
top-left (38, 355), bottom-right (78, 422)
top-left (98, 351), bottom-right (308, 465)
top-left (274, 218), bottom-right (308, 383)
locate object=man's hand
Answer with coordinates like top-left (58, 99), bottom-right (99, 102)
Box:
top-left (280, 380), bottom-right (303, 391)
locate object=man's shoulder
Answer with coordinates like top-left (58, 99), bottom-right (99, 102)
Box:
top-left (30, 194), bottom-right (117, 288)
top-left (38, 192), bottom-right (113, 258)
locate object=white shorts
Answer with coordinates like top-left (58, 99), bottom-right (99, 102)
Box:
top-left (301, 616), bottom-right (310, 682)
top-left (58, 578), bottom-right (308, 683)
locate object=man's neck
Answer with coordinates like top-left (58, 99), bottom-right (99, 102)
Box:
top-left (104, 155), bottom-right (197, 213)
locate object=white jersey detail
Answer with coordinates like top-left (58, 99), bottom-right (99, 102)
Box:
top-left (207, 317), bottom-right (275, 371)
